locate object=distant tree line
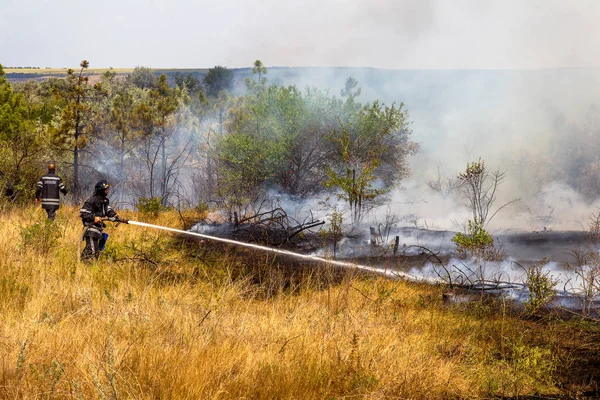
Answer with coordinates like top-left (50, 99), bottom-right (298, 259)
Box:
top-left (0, 60), bottom-right (418, 224)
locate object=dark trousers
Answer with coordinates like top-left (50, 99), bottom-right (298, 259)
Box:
top-left (81, 236), bottom-right (100, 260)
top-left (44, 208), bottom-right (57, 220)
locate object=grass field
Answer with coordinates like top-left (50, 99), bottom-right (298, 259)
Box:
top-left (0, 204), bottom-right (598, 398)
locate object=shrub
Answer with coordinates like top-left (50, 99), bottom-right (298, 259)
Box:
top-left (20, 220), bottom-right (62, 255)
top-left (319, 207), bottom-right (344, 258)
top-left (566, 251), bottom-right (600, 317)
top-left (525, 259), bottom-right (558, 316)
top-left (196, 201), bottom-right (209, 216)
top-left (452, 218), bottom-right (495, 259)
top-left (587, 209), bottom-right (600, 242)
top-left (136, 197), bottom-right (166, 217)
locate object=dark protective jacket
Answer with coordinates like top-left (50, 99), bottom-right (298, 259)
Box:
top-left (4, 180), bottom-right (14, 199)
top-left (35, 172), bottom-right (67, 209)
top-left (79, 192), bottom-right (117, 239)
top-left (0, 172), bottom-right (14, 200)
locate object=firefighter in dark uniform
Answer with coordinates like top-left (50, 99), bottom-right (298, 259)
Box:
top-left (79, 180), bottom-right (126, 261)
top-left (35, 163), bottom-right (68, 220)
top-left (0, 171), bottom-right (14, 201)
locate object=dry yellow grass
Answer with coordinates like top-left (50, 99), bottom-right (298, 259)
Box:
top-left (0, 205), bottom-right (593, 398)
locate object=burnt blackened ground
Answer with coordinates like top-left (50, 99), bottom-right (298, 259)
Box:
top-left (331, 227), bottom-right (598, 269)
top-left (497, 230), bottom-right (595, 264)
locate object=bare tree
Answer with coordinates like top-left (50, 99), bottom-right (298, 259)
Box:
top-left (457, 158), bottom-right (519, 227)
top-left (134, 128), bottom-right (195, 206)
top-left (566, 250), bottom-right (600, 317)
top-left (428, 164), bottom-right (461, 198)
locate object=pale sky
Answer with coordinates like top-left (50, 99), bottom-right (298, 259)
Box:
top-left (2, 0), bottom-right (600, 70)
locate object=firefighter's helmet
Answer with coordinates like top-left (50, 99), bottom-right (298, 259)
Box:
top-left (94, 180), bottom-right (110, 194)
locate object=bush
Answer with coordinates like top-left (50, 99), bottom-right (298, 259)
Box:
top-left (136, 197), bottom-right (167, 217)
top-left (452, 218), bottom-right (496, 259)
top-left (196, 201), bottom-right (209, 215)
top-left (178, 203), bottom-right (209, 230)
top-left (319, 207), bottom-right (344, 258)
top-left (566, 251), bottom-right (600, 316)
top-left (525, 259), bottom-right (558, 316)
top-left (587, 209), bottom-right (600, 242)
top-left (20, 220), bottom-right (62, 255)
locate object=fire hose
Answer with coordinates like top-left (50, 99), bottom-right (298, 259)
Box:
top-left (76, 217), bottom-right (436, 282)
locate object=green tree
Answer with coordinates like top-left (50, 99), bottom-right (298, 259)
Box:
top-left (245, 60), bottom-right (269, 95)
top-left (207, 77), bottom-right (417, 220)
top-left (0, 63), bottom-right (26, 144)
top-left (12, 79), bottom-right (63, 124)
top-left (215, 130), bottom-right (276, 218)
top-left (252, 60), bottom-right (268, 85)
top-left (173, 72), bottom-right (201, 93)
top-left (203, 66), bottom-right (233, 97)
top-left (0, 64), bottom-right (49, 202)
top-left (326, 100), bottom-right (417, 224)
top-left (127, 66), bottom-right (157, 89)
top-left (51, 60), bottom-right (103, 200)
top-left (213, 80), bottom-right (418, 219)
top-left (341, 76), bottom-right (361, 99)
top-left (326, 154), bottom-right (382, 226)
top-left (276, 87), bottom-right (339, 195)
top-left (222, 85), bottom-right (340, 197)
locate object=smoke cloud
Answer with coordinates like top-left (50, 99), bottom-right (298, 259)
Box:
top-left (2, 0), bottom-right (600, 70)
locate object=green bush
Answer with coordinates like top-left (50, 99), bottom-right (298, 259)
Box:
top-left (136, 197), bottom-right (166, 217)
top-left (525, 260), bottom-right (558, 316)
top-left (451, 218), bottom-right (495, 258)
top-left (20, 220), bottom-right (62, 255)
top-left (196, 201), bottom-right (209, 215)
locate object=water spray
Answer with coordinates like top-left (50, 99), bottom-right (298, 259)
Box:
top-left (123, 220), bottom-right (438, 283)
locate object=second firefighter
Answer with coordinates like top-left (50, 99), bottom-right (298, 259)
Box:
top-left (79, 180), bottom-right (126, 260)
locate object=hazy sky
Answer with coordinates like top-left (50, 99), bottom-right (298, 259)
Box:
top-left (2, 0), bottom-right (599, 70)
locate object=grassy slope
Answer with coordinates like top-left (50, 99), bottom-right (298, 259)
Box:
top-left (0, 205), bottom-right (598, 399)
